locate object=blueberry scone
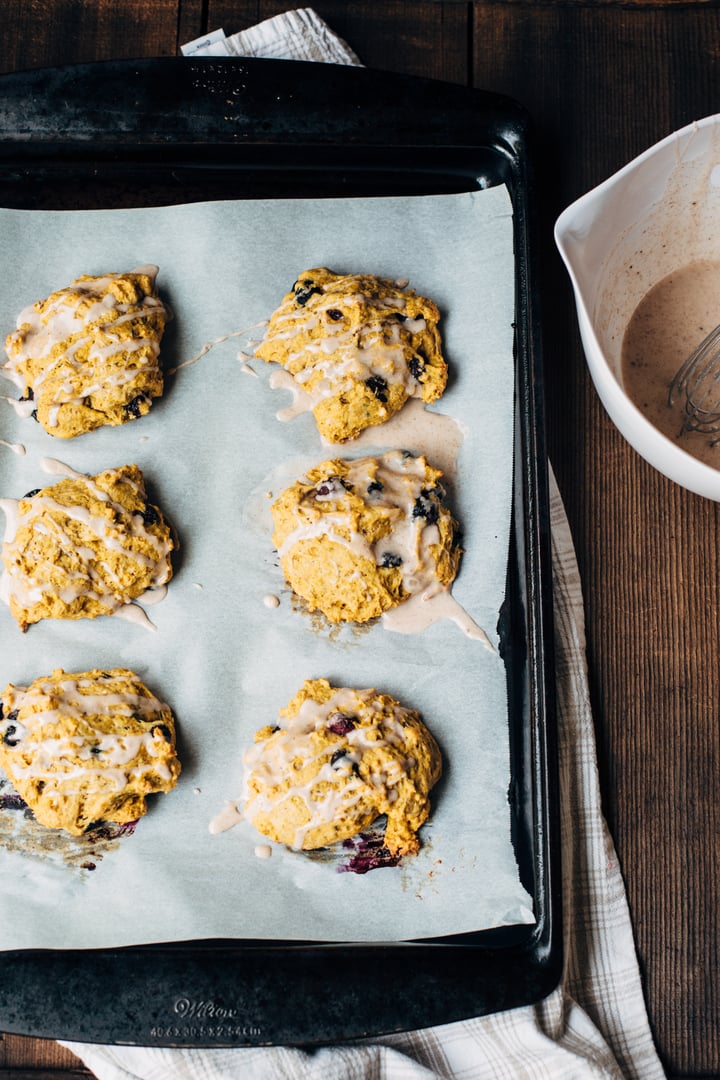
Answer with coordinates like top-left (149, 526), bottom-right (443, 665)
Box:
top-left (270, 450), bottom-right (461, 624)
top-left (0, 668), bottom-right (181, 835)
top-left (242, 678), bottom-right (441, 856)
top-left (255, 268), bottom-right (448, 442)
top-left (3, 266), bottom-right (168, 438)
top-left (0, 464), bottom-right (175, 630)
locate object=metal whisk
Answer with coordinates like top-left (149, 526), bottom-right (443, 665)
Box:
top-left (669, 322), bottom-right (720, 435)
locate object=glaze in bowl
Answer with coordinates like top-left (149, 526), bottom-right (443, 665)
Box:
top-left (555, 114), bottom-right (720, 500)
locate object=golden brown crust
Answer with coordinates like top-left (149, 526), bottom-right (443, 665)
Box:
top-left (256, 268), bottom-right (448, 442)
top-left (243, 678), bottom-right (441, 856)
top-left (1, 464), bottom-right (175, 630)
top-left (271, 451), bottom-right (461, 624)
top-left (3, 267), bottom-right (168, 438)
top-left (0, 668), bottom-right (181, 835)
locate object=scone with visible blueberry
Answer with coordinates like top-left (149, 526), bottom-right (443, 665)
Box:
top-left (3, 266), bottom-right (168, 438)
top-left (0, 464), bottom-right (175, 630)
top-left (0, 667), bottom-right (181, 835)
top-left (270, 450), bottom-right (461, 624)
top-left (242, 678), bottom-right (441, 856)
top-left (255, 268), bottom-right (448, 442)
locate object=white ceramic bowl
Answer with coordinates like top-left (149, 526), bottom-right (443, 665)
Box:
top-left (555, 114), bottom-right (720, 500)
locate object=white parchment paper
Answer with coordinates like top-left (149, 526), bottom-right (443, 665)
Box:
top-left (0, 187), bottom-right (535, 947)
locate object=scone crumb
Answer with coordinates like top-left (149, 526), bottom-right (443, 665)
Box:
top-left (242, 678), bottom-right (442, 858)
top-left (0, 667), bottom-right (180, 835)
top-left (256, 268), bottom-right (448, 442)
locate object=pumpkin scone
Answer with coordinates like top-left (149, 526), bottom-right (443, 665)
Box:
top-left (242, 678), bottom-right (442, 856)
top-left (0, 464), bottom-right (175, 631)
top-left (0, 667), bottom-right (180, 835)
top-left (255, 268), bottom-right (448, 442)
top-left (3, 266), bottom-right (169, 438)
top-left (270, 450), bottom-right (461, 624)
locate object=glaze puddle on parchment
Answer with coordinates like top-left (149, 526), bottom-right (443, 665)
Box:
top-left (0, 777), bottom-right (137, 873)
top-left (208, 803), bottom-right (403, 876)
top-left (153, 323), bottom-right (490, 645)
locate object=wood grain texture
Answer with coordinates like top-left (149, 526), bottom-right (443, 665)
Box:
top-left (471, 4), bottom-right (720, 1075)
top-left (0, 0), bottom-right (183, 75)
top-left (206, 1), bottom-right (470, 81)
top-left (0, 1033), bottom-right (89, 1076)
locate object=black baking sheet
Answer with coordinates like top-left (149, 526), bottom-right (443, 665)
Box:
top-left (0, 58), bottom-right (559, 1045)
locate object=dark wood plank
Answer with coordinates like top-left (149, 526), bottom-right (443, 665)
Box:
top-left (0, 0), bottom-right (186, 75)
top-left (471, 4), bottom-right (720, 1076)
top-left (0, 1073), bottom-right (90, 1080)
top-left (0, 1033), bottom-right (89, 1076)
top-left (206, 1), bottom-right (470, 82)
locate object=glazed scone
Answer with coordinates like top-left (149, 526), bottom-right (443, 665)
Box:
top-left (243, 678), bottom-right (442, 856)
top-left (255, 268), bottom-right (448, 442)
top-left (0, 463), bottom-right (175, 631)
top-left (3, 266), bottom-right (168, 438)
top-left (270, 450), bottom-right (461, 624)
top-left (0, 668), bottom-right (180, 835)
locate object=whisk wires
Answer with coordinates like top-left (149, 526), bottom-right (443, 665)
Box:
top-left (668, 322), bottom-right (720, 435)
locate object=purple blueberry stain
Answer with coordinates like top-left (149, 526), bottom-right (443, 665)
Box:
top-left (327, 713), bottom-right (356, 736)
top-left (0, 792), bottom-right (27, 811)
top-left (338, 832), bottom-right (401, 875)
top-left (90, 820), bottom-right (138, 841)
top-left (313, 477), bottom-right (349, 501)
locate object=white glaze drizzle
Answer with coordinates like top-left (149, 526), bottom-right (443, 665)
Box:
top-left (269, 367), bottom-right (315, 421)
top-left (209, 800), bottom-right (243, 834)
top-left (0, 460), bottom-right (172, 627)
top-left (348, 397), bottom-right (465, 480)
top-left (241, 685), bottom-right (416, 850)
top-left (277, 449), bottom-right (492, 645)
top-left (257, 274), bottom-right (432, 411)
top-left (167, 321), bottom-right (268, 376)
top-left (0, 672), bottom-right (173, 796)
top-left (382, 586), bottom-right (493, 649)
top-left (2, 396), bottom-right (35, 418)
top-left (0, 438), bottom-right (25, 456)
top-left (2, 266), bottom-right (167, 419)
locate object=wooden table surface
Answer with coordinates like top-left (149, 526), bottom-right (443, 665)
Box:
top-left (0, 2), bottom-right (718, 1077)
